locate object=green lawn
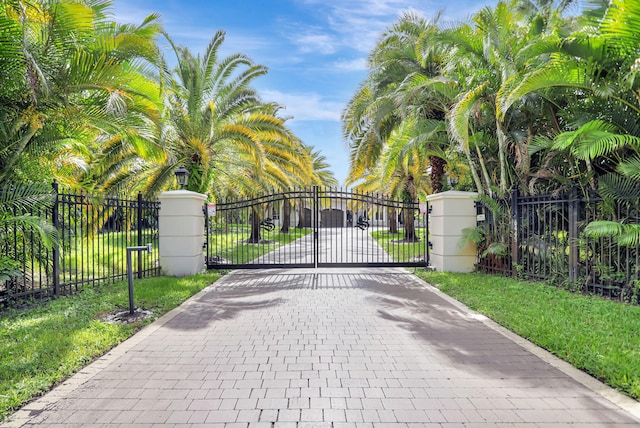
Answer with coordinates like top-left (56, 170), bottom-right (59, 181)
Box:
top-left (208, 226), bottom-right (312, 264)
top-left (416, 270), bottom-right (640, 400)
top-left (0, 272), bottom-right (221, 421)
top-left (371, 228), bottom-right (427, 262)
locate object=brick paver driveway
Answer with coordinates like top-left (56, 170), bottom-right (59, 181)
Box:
top-left (5, 269), bottom-right (640, 427)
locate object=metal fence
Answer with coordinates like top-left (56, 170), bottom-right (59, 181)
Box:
top-left (1, 183), bottom-right (161, 307)
top-left (476, 189), bottom-right (640, 304)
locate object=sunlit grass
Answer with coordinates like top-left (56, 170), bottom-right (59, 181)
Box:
top-left (208, 226), bottom-right (312, 264)
top-left (60, 230), bottom-right (158, 279)
top-left (0, 272), bottom-right (221, 421)
top-left (371, 228), bottom-right (427, 262)
top-left (416, 270), bottom-right (640, 400)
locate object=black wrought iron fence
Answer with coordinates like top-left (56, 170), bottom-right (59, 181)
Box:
top-left (475, 189), bottom-right (640, 304)
top-left (1, 183), bottom-right (160, 307)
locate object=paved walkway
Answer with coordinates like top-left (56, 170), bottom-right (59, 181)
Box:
top-left (253, 226), bottom-right (403, 266)
top-left (4, 269), bottom-right (640, 427)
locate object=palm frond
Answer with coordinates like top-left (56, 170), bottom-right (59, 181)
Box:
top-left (598, 172), bottom-right (640, 201)
top-left (616, 156), bottom-right (640, 181)
top-left (448, 81), bottom-right (489, 152)
top-left (584, 220), bottom-right (640, 247)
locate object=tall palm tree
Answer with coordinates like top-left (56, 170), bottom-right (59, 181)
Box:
top-left (135, 31), bottom-right (272, 196)
top-left (134, 31), bottom-right (321, 201)
top-left (343, 12), bottom-right (449, 195)
top-left (127, 31), bottom-right (323, 240)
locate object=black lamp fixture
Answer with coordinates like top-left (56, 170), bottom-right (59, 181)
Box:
top-left (174, 166), bottom-right (189, 190)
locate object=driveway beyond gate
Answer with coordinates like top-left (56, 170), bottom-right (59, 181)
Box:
top-left (4, 268), bottom-right (640, 427)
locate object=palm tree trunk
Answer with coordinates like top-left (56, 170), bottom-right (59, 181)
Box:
top-left (475, 144), bottom-right (492, 192)
top-left (297, 199), bottom-right (307, 228)
top-left (281, 197), bottom-right (291, 233)
top-left (429, 155), bottom-right (447, 193)
top-left (464, 145), bottom-right (485, 195)
top-left (402, 180), bottom-right (419, 242)
top-left (517, 127), bottom-right (532, 193)
top-left (497, 120), bottom-right (508, 193)
top-left (247, 206), bottom-right (262, 243)
top-left (404, 206), bottom-right (418, 241)
top-left (388, 207), bottom-right (398, 234)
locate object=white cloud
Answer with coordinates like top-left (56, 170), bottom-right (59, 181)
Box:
top-left (261, 89), bottom-right (343, 122)
top-left (298, 0), bottom-right (428, 53)
top-left (295, 32), bottom-right (337, 55)
top-left (109, 2), bottom-right (164, 28)
top-left (295, 0), bottom-right (486, 55)
top-left (332, 58), bottom-right (368, 72)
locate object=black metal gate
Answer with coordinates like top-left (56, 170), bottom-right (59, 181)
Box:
top-left (205, 187), bottom-right (429, 269)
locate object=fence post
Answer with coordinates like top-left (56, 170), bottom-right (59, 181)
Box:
top-left (51, 181), bottom-right (60, 296)
top-left (510, 188), bottom-right (520, 278)
top-left (568, 189), bottom-right (580, 283)
top-left (425, 191), bottom-right (478, 272)
top-left (137, 192), bottom-right (143, 279)
top-left (158, 189), bottom-right (207, 276)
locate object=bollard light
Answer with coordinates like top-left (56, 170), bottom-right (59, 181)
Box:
top-left (174, 166), bottom-right (189, 190)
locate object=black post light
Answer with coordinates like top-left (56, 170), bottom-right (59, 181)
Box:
top-left (174, 166), bottom-right (189, 190)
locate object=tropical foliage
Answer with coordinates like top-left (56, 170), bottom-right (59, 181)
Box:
top-left (342, 0), bottom-right (640, 246)
top-left (0, 0), bottom-right (162, 277)
top-left (0, 0), bottom-right (335, 278)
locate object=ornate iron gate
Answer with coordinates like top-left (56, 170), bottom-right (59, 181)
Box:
top-left (205, 187), bottom-right (429, 269)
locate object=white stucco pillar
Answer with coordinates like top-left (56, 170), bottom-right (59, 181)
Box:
top-left (158, 190), bottom-right (207, 277)
top-left (426, 190), bottom-right (479, 273)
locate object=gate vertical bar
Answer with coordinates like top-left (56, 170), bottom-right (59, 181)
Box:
top-left (314, 186), bottom-right (319, 268)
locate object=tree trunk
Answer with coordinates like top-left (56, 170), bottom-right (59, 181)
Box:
top-left (388, 207), bottom-right (398, 234)
top-left (475, 144), bottom-right (492, 193)
top-left (403, 206), bottom-right (418, 242)
top-left (281, 198), bottom-right (291, 233)
top-left (429, 155), bottom-right (447, 193)
top-left (297, 199), bottom-right (306, 228)
top-left (247, 206), bottom-right (262, 243)
top-left (402, 180), bottom-right (419, 242)
top-left (497, 120), bottom-right (509, 193)
top-left (464, 142), bottom-right (485, 195)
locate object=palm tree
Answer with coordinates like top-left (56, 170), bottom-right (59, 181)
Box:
top-left (343, 12), bottom-right (452, 200)
top-left (137, 31), bottom-right (270, 195)
top-left (442, 0), bottom-right (574, 195)
top-left (0, 0), bottom-right (162, 187)
top-left (129, 31), bottom-right (327, 241)
top-left (125, 31), bottom-right (318, 206)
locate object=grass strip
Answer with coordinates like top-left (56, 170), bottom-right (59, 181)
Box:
top-left (416, 271), bottom-right (640, 401)
top-left (0, 272), bottom-right (221, 421)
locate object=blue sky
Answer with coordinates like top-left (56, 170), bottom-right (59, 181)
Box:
top-left (111, 0), bottom-right (493, 184)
